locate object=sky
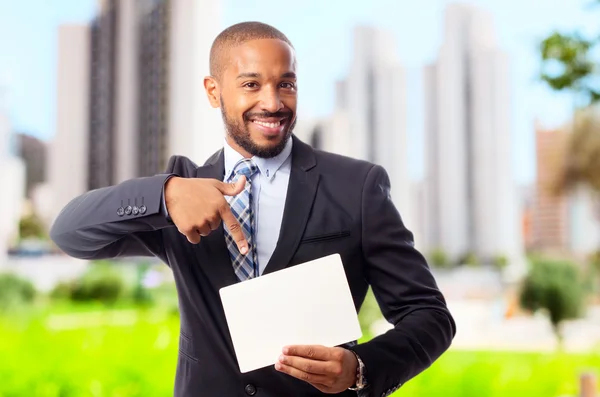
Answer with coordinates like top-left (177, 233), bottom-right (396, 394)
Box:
top-left (0, 0), bottom-right (597, 185)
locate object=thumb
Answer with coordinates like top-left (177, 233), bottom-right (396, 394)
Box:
top-left (217, 176), bottom-right (247, 196)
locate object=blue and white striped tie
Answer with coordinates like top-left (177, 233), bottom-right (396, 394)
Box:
top-left (224, 159), bottom-right (259, 281)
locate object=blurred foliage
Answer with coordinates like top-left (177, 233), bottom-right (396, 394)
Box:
top-left (588, 250), bottom-right (600, 295)
top-left (394, 349), bottom-right (600, 397)
top-left (358, 287), bottom-right (383, 333)
top-left (552, 109), bottom-right (600, 195)
top-left (539, 31), bottom-right (599, 105)
top-left (538, 0), bottom-right (600, 108)
top-left (19, 213), bottom-right (47, 240)
top-left (492, 254), bottom-right (509, 271)
top-left (51, 261), bottom-right (126, 306)
top-left (429, 248), bottom-right (451, 269)
top-left (538, 2), bottom-right (600, 219)
top-left (518, 259), bottom-right (586, 347)
top-left (0, 310), bottom-right (178, 397)
top-left (0, 304), bottom-right (597, 397)
top-left (0, 273), bottom-right (36, 312)
top-left (456, 252), bottom-right (480, 268)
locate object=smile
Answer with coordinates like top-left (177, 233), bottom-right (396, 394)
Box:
top-left (252, 119), bottom-right (285, 128)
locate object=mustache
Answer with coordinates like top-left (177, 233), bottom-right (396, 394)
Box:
top-left (243, 110), bottom-right (292, 121)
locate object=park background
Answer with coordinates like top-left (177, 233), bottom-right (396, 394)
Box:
top-left (1, 0), bottom-right (600, 396)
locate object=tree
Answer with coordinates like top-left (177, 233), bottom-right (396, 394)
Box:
top-left (519, 259), bottom-right (586, 349)
top-left (538, 2), bottom-right (600, 247)
top-left (539, 32), bottom-right (600, 108)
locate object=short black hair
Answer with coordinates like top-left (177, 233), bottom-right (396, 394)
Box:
top-left (209, 21), bottom-right (294, 80)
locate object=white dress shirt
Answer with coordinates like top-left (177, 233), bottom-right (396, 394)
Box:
top-left (222, 138), bottom-right (292, 275)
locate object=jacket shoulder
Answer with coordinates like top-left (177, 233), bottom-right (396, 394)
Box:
top-left (165, 155), bottom-right (199, 177)
top-left (313, 149), bottom-right (377, 177)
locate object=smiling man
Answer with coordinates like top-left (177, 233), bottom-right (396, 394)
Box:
top-left (50, 22), bottom-right (456, 397)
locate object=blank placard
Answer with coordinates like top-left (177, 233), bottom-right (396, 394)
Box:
top-left (219, 254), bottom-right (362, 373)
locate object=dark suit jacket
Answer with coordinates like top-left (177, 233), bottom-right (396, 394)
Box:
top-left (50, 135), bottom-right (456, 397)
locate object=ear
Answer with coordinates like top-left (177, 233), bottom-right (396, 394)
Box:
top-left (204, 76), bottom-right (220, 108)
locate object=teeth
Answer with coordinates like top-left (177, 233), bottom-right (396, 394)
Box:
top-left (253, 120), bottom-right (281, 128)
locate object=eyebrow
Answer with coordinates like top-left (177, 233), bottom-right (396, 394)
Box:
top-left (236, 72), bottom-right (297, 79)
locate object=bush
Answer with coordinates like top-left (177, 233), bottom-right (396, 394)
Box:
top-left (429, 248), bottom-right (451, 269)
top-left (492, 254), bottom-right (509, 271)
top-left (0, 272), bottom-right (36, 311)
top-left (19, 213), bottom-right (47, 240)
top-left (518, 259), bottom-right (586, 347)
top-left (457, 252), bottom-right (480, 267)
top-left (51, 262), bottom-right (125, 306)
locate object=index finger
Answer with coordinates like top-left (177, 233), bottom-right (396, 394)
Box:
top-left (218, 203), bottom-right (249, 255)
top-left (282, 345), bottom-right (331, 361)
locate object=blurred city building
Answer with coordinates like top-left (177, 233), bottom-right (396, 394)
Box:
top-left (48, 24), bottom-right (90, 227)
top-left (49, 0), bottom-right (221, 223)
top-left (422, 3), bottom-right (525, 275)
top-left (530, 122), bottom-right (570, 253)
top-left (0, 85), bottom-right (26, 264)
top-left (307, 26), bottom-right (416, 241)
top-left (15, 133), bottom-right (47, 199)
top-left (530, 121), bottom-right (600, 257)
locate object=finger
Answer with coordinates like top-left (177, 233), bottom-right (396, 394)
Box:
top-left (196, 224), bottom-right (211, 237)
top-left (218, 203), bottom-right (249, 255)
top-left (274, 362), bottom-right (332, 387)
top-left (214, 176), bottom-right (246, 196)
top-left (278, 354), bottom-right (341, 376)
top-left (282, 345), bottom-right (332, 361)
top-left (183, 230), bottom-right (201, 244)
top-left (208, 217), bottom-right (220, 231)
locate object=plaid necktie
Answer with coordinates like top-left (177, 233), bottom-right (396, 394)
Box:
top-left (224, 159), bottom-right (259, 281)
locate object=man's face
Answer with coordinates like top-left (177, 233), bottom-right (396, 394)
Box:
top-left (205, 39), bottom-right (297, 158)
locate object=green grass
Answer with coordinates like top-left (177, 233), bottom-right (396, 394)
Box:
top-left (0, 303), bottom-right (598, 397)
top-left (394, 349), bottom-right (599, 397)
top-left (0, 308), bottom-right (179, 397)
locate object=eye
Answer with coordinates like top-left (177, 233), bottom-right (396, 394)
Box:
top-left (280, 82), bottom-right (296, 89)
top-left (243, 82), bottom-right (259, 89)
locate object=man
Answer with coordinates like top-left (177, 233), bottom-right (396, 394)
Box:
top-left (50, 21), bottom-right (455, 397)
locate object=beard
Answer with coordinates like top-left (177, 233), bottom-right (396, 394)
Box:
top-left (220, 97), bottom-right (296, 158)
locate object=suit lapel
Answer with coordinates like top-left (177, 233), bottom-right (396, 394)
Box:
top-left (263, 136), bottom-right (320, 275)
top-left (195, 149), bottom-right (240, 289)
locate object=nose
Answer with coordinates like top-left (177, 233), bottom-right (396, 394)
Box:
top-left (259, 86), bottom-right (284, 113)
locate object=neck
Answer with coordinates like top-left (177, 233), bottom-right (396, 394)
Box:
top-left (225, 135), bottom-right (253, 159)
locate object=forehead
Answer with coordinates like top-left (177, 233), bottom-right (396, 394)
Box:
top-left (224, 38), bottom-right (296, 78)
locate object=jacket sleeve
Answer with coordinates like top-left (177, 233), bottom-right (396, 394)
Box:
top-left (349, 164), bottom-right (456, 397)
top-left (49, 173), bottom-right (177, 263)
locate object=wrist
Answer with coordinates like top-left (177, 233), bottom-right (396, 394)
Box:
top-left (347, 349), bottom-right (367, 391)
top-left (164, 176), bottom-right (182, 205)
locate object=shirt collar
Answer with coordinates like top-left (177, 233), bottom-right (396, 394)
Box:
top-left (223, 137), bottom-right (293, 182)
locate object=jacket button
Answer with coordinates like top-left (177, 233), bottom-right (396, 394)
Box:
top-left (125, 205), bottom-right (132, 215)
top-left (132, 206), bottom-right (139, 215)
top-left (139, 205), bottom-right (147, 214)
top-left (117, 207), bottom-right (125, 216)
top-left (244, 384), bottom-right (257, 395)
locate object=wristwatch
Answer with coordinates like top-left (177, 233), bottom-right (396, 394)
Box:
top-left (348, 350), bottom-right (367, 391)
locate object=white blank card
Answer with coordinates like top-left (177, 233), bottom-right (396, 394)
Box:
top-left (219, 254), bottom-right (362, 373)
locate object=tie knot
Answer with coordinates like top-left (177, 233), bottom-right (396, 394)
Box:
top-left (233, 159), bottom-right (258, 180)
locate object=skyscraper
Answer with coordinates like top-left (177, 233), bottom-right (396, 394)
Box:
top-left (315, 26), bottom-right (413, 232)
top-left (49, 24), bottom-right (91, 222)
top-left (88, 0), bottom-right (117, 190)
top-left (423, 4), bottom-right (524, 270)
top-left (50, 0), bottom-right (221, 221)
